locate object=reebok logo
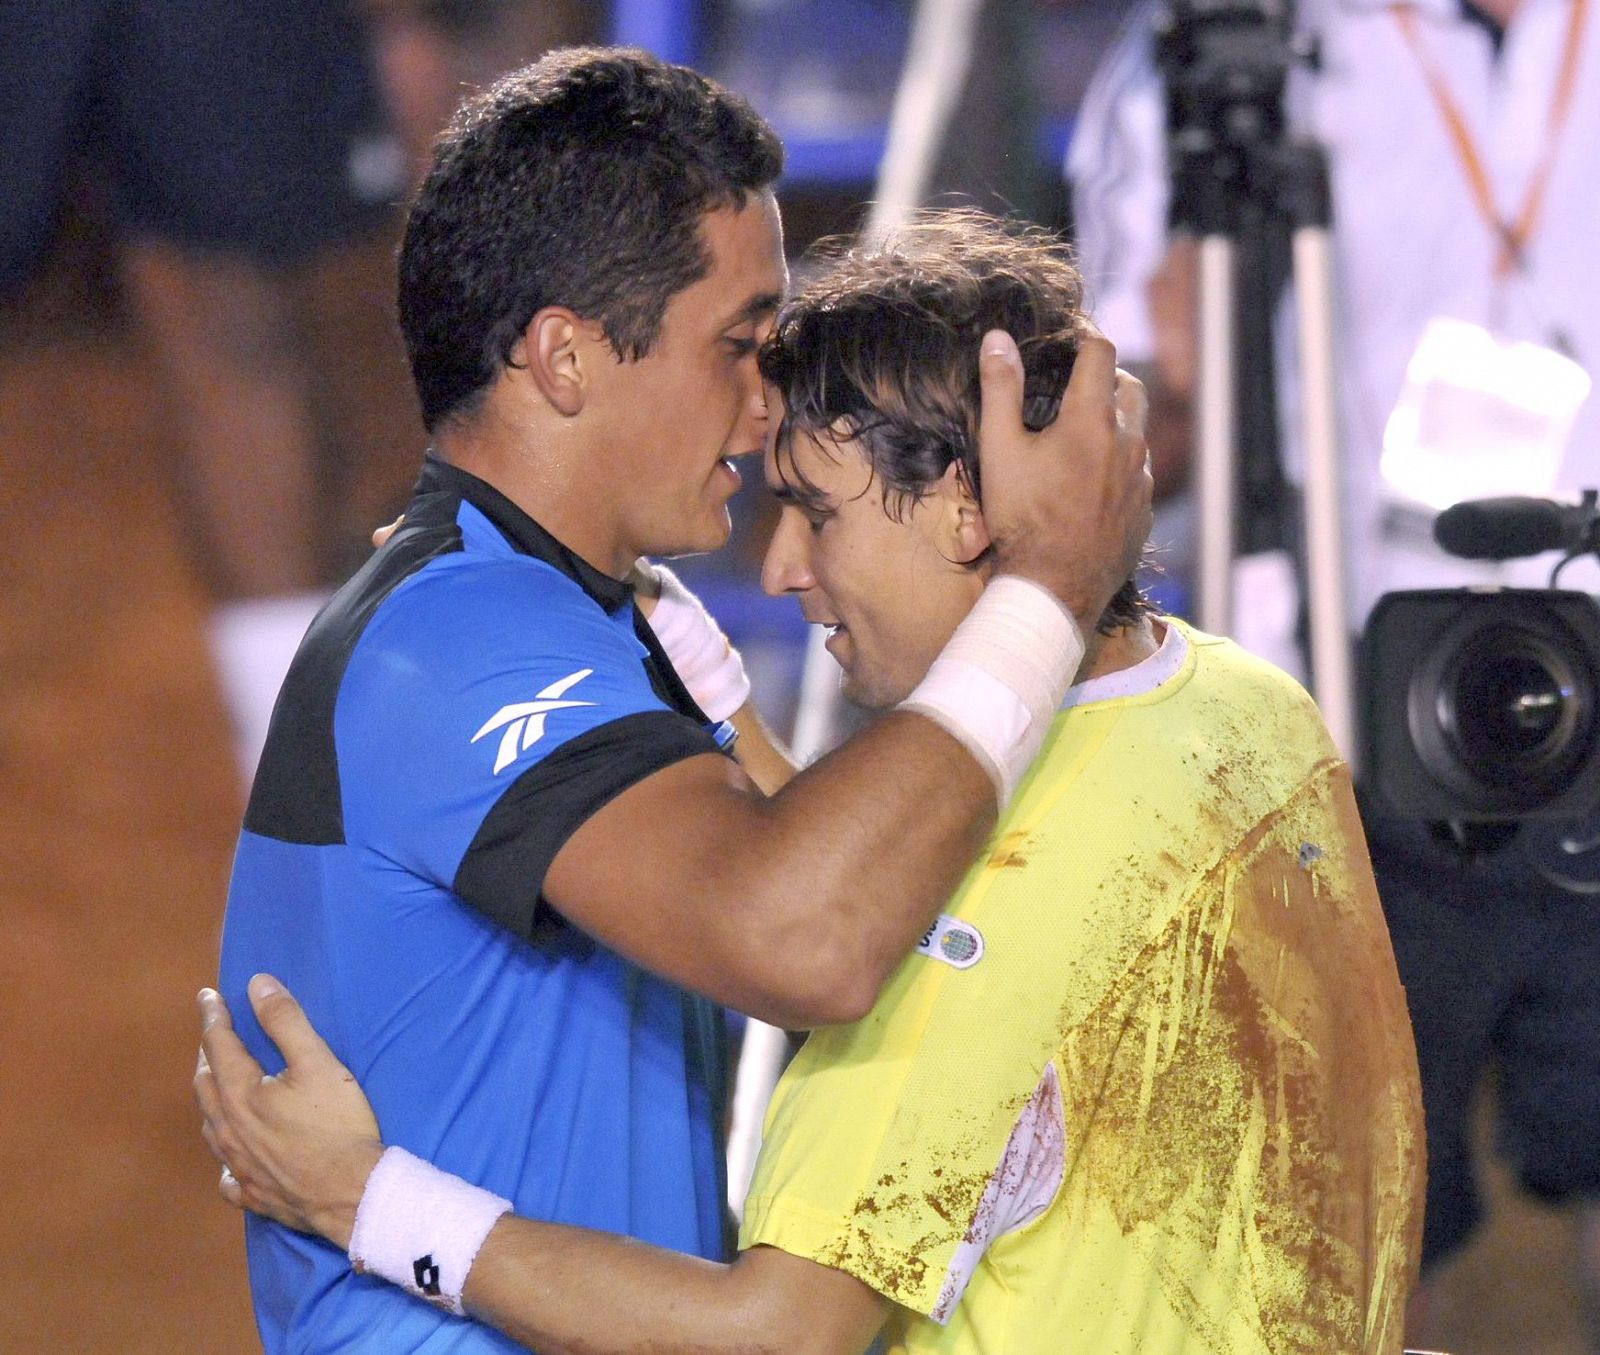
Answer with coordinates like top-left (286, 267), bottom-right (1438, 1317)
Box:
top-left (473, 669), bottom-right (594, 773)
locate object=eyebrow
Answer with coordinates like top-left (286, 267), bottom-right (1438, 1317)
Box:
top-left (766, 479), bottom-right (834, 511)
top-left (723, 291), bottom-right (783, 329)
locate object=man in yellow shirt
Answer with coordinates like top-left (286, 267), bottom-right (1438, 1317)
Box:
top-left (196, 211), bottom-right (1423, 1353)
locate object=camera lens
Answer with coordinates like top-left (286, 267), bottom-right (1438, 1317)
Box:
top-left (1448, 647), bottom-right (1567, 763)
top-left (1370, 587), bottom-right (1600, 820)
top-left (1435, 625), bottom-right (1593, 790)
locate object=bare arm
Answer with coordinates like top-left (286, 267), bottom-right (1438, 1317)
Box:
top-left (545, 717), bottom-right (992, 1029)
top-left (544, 331), bottom-right (1151, 1029)
top-left (197, 982), bottom-right (889, 1355)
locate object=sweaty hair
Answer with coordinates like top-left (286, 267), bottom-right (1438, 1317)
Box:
top-left (399, 46), bottom-right (784, 432)
top-left (759, 210), bottom-right (1147, 634)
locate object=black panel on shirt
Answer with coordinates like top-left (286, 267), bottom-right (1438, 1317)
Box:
top-left (244, 488), bottom-right (466, 845)
top-left (453, 709), bottom-right (722, 939)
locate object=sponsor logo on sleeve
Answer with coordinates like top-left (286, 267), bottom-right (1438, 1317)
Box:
top-left (472, 668), bottom-right (595, 773)
top-left (916, 913), bottom-right (985, 970)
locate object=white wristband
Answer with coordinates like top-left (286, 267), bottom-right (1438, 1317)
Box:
top-left (645, 563), bottom-right (751, 722)
top-left (898, 576), bottom-right (1085, 807)
top-left (348, 1146), bottom-right (512, 1316)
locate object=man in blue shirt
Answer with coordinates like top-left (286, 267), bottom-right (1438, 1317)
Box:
top-left (217, 46), bottom-right (1152, 1351)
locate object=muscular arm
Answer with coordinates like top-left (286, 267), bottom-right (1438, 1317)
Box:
top-left (546, 715), bottom-right (991, 1028)
top-left (544, 333), bottom-right (1151, 1028)
top-left (197, 983), bottom-right (890, 1355)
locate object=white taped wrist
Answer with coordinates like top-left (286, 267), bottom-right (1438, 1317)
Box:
top-left (898, 576), bottom-right (1085, 807)
top-left (646, 564), bottom-right (751, 722)
top-left (348, 1147), bottom-right (512, 1316)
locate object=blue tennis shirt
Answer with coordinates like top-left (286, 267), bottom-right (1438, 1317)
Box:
top-left (219, 456), bottom-right (733, 1352)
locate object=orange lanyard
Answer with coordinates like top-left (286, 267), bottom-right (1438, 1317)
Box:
top-left (1394, 0), bottom-right (1590, 278)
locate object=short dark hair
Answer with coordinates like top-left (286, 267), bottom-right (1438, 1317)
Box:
top-left (399, 46), bottom-right (784, 432)
top-left (760, 209), bottom-right (1148, 635)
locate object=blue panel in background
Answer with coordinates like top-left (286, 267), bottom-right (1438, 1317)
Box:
top-left (609, 0), bottom-right (700, 65)
top-left (780, 130), bottom-right (886, 186)
top-left (609, 2), bottom-right (1081, 190)
top-left (776, 119), bottom-right (1075, 188)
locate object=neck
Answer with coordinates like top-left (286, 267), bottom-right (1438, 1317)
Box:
top-left (1082, 614), bottom-right (1163, 683)
top-left (435, 417), bottom-right (631, 580)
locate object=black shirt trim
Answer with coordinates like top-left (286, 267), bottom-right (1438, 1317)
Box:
top-left (453, 710), bottom-right (722, 938)
top-left (415, 454), bottom-right (634, 614)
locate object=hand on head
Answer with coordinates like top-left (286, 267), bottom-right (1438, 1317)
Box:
top-left (975, 327), bottom-right (1153, 628)
top-left (194, 975), bottom-right (385, 1250)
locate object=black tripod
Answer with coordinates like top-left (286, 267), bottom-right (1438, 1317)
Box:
top-left (1157, 0), bottom-right (1359, 760)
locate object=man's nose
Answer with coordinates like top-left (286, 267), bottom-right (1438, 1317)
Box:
top-left (761, 510), bottom-right (815, 597)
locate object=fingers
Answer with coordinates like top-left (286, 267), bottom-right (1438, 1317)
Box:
top-left (625, 558), bottom-right (663, 619)
top-left (194, 1045), bottom-right (225, 1139)
top-left (976, 330), bottom-right (1027, 449)
top-left (1114, 368), bottom-right (1150, 442)
top-left (1058, 330), bottom-right (1119, 425)
top-left (195, 1010), bottom-right (247, 1209)
top-left (246, 974), bottom-right (341, 1076)
top-left (198, 987), bottom-right (263, 1096)
top-left (219, 1165), bottom-right (244, 1209)
top-left (200, 1107), bottom-right (225, 1165)
top-left (371, 514), bottom-right (405, 549)
top-left (196, 994), bottom-right (257, 1195)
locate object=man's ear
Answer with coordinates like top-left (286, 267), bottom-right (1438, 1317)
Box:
top-left (510, 307), bottom-right (593, 417)
top-left (938, 461), bottom-right (992, 565)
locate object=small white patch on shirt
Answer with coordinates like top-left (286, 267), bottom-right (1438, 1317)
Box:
top-left (931, 1061), bottom-right (1066, 1323)
top-left (915, 914), bottom-right (985, 970)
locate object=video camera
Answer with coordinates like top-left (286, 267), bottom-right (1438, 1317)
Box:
top-left (1155, 0), bottom-right (1315, 233)
top-left (1148, 0), bottom-right (1600, 882)
top-left (1363, 492), bottom-right (1600, 833)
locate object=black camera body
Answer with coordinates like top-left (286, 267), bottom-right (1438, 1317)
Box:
top-left (1363, 587), bottom-right (1600, 821)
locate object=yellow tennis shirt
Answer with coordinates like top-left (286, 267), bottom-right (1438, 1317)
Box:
top-left (740, 622), bottom-right (1423, 1353)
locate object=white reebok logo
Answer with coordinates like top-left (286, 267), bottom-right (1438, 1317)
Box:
top-left (472, 669), bottom-right (595, 774)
